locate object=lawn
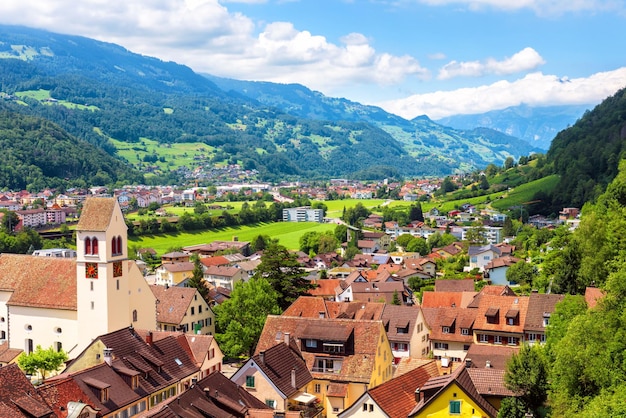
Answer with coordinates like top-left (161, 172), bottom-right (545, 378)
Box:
top-left (15, 89), bottom-right (99, 111)
top-left (319, 199), bottom-right (387, 217)
top-left (491, 175), bottom-right (560, 211)
top-left (128, 221), bottom-right (336, 255)
top-left (110, 137), bottom-right (214, 171)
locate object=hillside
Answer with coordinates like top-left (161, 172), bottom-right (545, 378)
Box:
top-left (0, 25), bottom-right (539, 185)
top-left (435, 103), bottom-right (591, 150)
top-left (0, 111), bottom-right (142, 190)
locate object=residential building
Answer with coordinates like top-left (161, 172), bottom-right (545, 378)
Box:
top-left (151, 285), bottom-right (215, 335)
top-left (256, 315), bottom-right (394, 418)
top-left (422, 307), bottom-right (477, 366)
top-left (468, 245), bottom-right (502, 272)
top-left (338, 361), bottom-right (439, 418)
top-left (232, 342), bottom-right (322, 416)
top-left (204, 265), bottom-right (245, 290)
top-left (183, 240), bottom-right (251, 257)
top-left (16, 208), bottom-right (47, 228)
top-left (161, 251), bottom-right (190, 263)
top-left (484, 256), bottom-right (521, 285)
top-left (283, 206), bottom-right (324, 223)
top-left (154, 262), bottom-right (195, 286)
top-left (523, 292), bottom-right (564, 345)
top-left (473, 295), bottom-right (529, 348)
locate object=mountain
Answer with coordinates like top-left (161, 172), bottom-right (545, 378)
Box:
top-left (0, 25), bottom-right (539, 185)
top-left (435, 104), bottom-right (592, 150)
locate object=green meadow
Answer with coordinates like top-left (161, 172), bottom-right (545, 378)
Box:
top-left (15, 89), bottom-right (99, 111)
top-left (128, 221), bottom-right (336, 254)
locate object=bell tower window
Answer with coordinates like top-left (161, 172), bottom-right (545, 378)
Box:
top-left (85, 237), bottom-right (99, 255)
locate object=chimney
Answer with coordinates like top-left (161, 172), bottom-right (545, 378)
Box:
top-left (103, 348), bottom-right (113, 366)
top-left (465, 358), bottom-right (472, 368)
top-left (284, 332), bottom-right (290, 346)
top-left (291, 367), bottom-right (297, 389)
top-left (415, 388), bottom-right (423, 403)
top-left (486, 360), bottom-right (492, 368)
top-left (259, 351), bottom-right (265, 365)
top-left (146, 331), bottom-right (153, 346)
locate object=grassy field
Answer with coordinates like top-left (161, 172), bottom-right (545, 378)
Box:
top-left (321, 199), bottom-right (387, 217)
top-left (125, 202), bottom-right (246, 221)
top-left (15, 89), bottom-right (99, 111)
top-left (128, 221), bottom-right (336, 254)
top-left (110, 137), bottom-right (214, 171)
top-left (491, 175), bottom-right (560, 211)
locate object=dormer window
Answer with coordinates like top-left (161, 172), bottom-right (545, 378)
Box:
top-left (461, 328), bottom-right (469, 336)
top-left (100, 387), bottom-right (109, 403)
top-left (323, 342), bottom-right (345, 354)
top-left (442, 326), bottom-right (450, 334)
top-left (506, 309), bottom-right (519, 326)
top-left (485, 307), bottom-right (499, 324)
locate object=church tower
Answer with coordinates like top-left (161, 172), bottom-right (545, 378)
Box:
top-left (76, 197), bottom-right (131, 351)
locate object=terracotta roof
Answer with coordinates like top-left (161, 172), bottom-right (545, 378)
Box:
top-left (256, 316), bottom-right (383, 384)
top-left (38, 376), bottom-right (98, 418)
top-left (350, 281), bottom-right (406, 304)
top-left (585, 286), bottom-right (605, 309)
top-left (381, 304), bottom-right (420, 343)
top-left (421, 291), bottom-right (477, 309)
top-left (161, 251), bottom-right (188, 259)
top-left (0, 364), bottom-right (53, 417)
top-left (327, 383), bottom-right (348, 397)
top-left (473, 295), bottom-right (529, 334)
top-left (204, 265), bottom-right (242, 277)
top-left (467, 368), bottom-right (516, 397)
top-left (0, 254), bottom-right (76, 310)
top-left (422, 307), bottom-right (476, 343)
top-left (76, 197), bottom-right (118, 231)
top-left (160, 262), bottom-right (195, 273)
top-left (0, 341), bottom-right (22, 364)
top-left (434, 279), bottom-right (475, 293)
top-left (369, 361), bottom-right (439, 418)
top-left (307, 279), bottom-right (343, 297)
top-left (253, 342), bottom-right (313, 398)
top-left (466, 285), bottom-right (516, 308)
top-left (524, 293), bottom-right (564, 332)
top-left (465, 344), bottom-right (519, 370)
top-left (199, 256), bottom-right (230, 267)
top-left (394, 358), bottom-right (439, 378)
top-left (484, 256), bottom-right (521, 270)
top-left (151, 285), bottom-right (197, 324)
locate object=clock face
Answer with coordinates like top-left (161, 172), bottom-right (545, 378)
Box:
top-left (113, 261), bottom-right (123, 278)
top-left (86, 262), bottom-right (98, 279)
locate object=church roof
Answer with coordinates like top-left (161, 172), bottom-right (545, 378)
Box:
top-left (0, 254), bottom-right (76, 310)
top-left (76, 197), bottom-right (118, 231)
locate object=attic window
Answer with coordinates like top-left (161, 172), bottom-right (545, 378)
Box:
top-left (175, 358), bottom-right (183, 366)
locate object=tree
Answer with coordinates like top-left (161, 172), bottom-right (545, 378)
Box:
top-left (504, 156), bottom-right (516, 170)
top-left (391, 290), bottom-right (401, 305)
top-left (504, 343), bottom-right (549, 415)
top-left (253, 242), bottom-right (314, 310)
top-left (213, 278), bottom-right (282, 358)
top-left (406, 236), bottom-right (429, 256)
top-left (18, 345), bottom-right (68, 382)
top-left (465, 225), bottom-right (487, 245)
top-left (505, 261), bottom-right (538, 285)
top-left (497, 397), bottom-right (527, 418)
top-left (396, 233), bottom-right (414, 249)
top-left (408, 203), bottom-right (424, 222)
top-left (186, 256), bottom-right (208, 300)
top-left (502, 216), bottom-right (515, 237)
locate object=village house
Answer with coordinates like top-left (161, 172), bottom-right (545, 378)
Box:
top-left (151, 285), bottom-right (215, 335)
top-left (255, 315), bottom-right (393, 418)
top-left (203, 265), bottom-right (246, 290)
top-left (154, 261), bottom-right (196, 286)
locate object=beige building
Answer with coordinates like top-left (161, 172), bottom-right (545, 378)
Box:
top-left (151, 285), bottom-right (215, 335)
top-left (154, 261), bottom-right (196, 286)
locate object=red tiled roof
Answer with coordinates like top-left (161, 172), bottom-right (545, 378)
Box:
top-left (200, 255), bottom-right (230, 267)
top-left (0, 364), bottom-right (54, 417)
top-left (151, 285), bottom-right (197, 324)
top-left (253, 342), bottom-right (312, 398)
top-left (467, 368), bottom-right (516, 397)
top-left (434, 278), bottom-right (475, 293)
top-left (307, 279), bottom-right (342, 297)
top-left (465, 344), bottom-right (519, 370)
top-left (0, 254), bottom-right (76, 310)
top-left (473, 295), bottom-right (529, 334)
top-left (585, 286), bottom-right (605, 309)
top-left (76, 197), bottom-right (118, 231)
top-left (369, 361), bottom-right (439, 418)
top-left (524, 293), bottom-right (564, 332)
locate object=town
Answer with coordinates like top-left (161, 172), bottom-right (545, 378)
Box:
top-left (0, 175), bottom-right (590, 418)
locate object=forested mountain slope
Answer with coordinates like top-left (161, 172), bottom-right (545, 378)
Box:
top-left (0, 25), bottom-right (540, 184)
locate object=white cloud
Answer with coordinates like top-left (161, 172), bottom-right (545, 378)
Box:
top-left (0, 0), bottom-right (429, 97)
top-left (416, 0), bottom-right (625, 16)
top-left (378, 68), bottom-right (626, 119)
top-left (438, 47), bottom-right (545, 79)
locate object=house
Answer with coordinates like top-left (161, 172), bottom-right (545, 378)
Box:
top-left (473, 295), bottom-right (529, 348)
top-left (408, 366), bottom-right (498, 418)
top-left (465, 344), bottom-right (519, 370)
top-left (256, 315), bottom-right (393, 418)
top-left (151, 285), bottom-right (215, 335)
top-left (283, 206), bottom-right (324, 223)
top-left (523, 292), bottom-right (564, 345)
top-left (357, 239), bottom-right (378, 254)
top-left (144, 371), bottom-right (271, 417)
top-left (183, 240), bottom-right (251, 257)
top-left (338, 361), bottom-right (439, 418)
top-left (585, 286), bottom-right (605, 309)
top-left (342, 281), bottom-right (410, 305)
top-left (204, 265), bottom-right (245, 290)
top-left (0, 341), bottom-right (22, 366)
top-left (468, 245), bottom-right (502, 272)
top-left (0, 363), bottom-right (56, 417)
top-left (420, 291), bottom-right (477, 309)
top-left (422, 307), bottom-right (477, 366)
top-left (63, 326), bottom-right (199, 411)
top-left (430, 242), bottom-right (464, 259)
top-left (15, 208), bottom-right (47, 228)
top-left (154, 262), bottom-right (196, 286)
top-left (484, 256), bottom-right (521, 285)
top-left (466, 367), bottom-right (516, 411)
top-left (231, 342), bottom-right (322, 416)
top-left (161, 251), bottom-right (190, 263)
top-left (0, 198), bottom-right (156, 359)
top-left (362, 231), bottom-right (393, 250)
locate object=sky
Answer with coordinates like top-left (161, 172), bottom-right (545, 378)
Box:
top-left (1, 0), bottom-right (625, 120)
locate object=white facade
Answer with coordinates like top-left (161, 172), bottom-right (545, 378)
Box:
top-left (283, 207), bottom-right (324, 223)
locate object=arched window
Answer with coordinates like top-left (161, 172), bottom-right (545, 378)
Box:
top-left (85, 237), bottom-right (92, 255)
top-left (112, 237), bottom-right (118, 255)
top-left (92, 238), bottom-right (99, 255)
top-left (133, 310), bottom-right (138, 322)
top-left (117, 236), bottom-right (122, 255)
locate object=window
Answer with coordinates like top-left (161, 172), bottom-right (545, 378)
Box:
top-left (461, 328), bottom-right (469, 335)
top-left (393, 343), bottom-right (408, 351)
top-left (314, 358), bottom-right (341, 373)
top-left (442, 326), bottom-right (450, 334)
top-left (314, 383), bottom-right (321, 393)
top-left (85, 237), bottom-right (99, 255)
top-left (527, 333), bottom-right (536, 341)
top-left (25, 338), bottom-right (33, 354)
top-left (54, 341), bottom-right (62, 352)
top-left (265, 399), bottom-right (276, 408)
top-left (91, 301), bottom-right (95, 310)
top-left (479, 334), bottom-right (488, 343)
top-left (470, 256), bottom-right (477, 263)
top-left (133, 310), bottom-right (138, 322)
top-left (198, 305), bottom-right (202, 313)
top-left (449, 400), bottom-right (461, 414)
top-left (112, 237), bottom-right (118, 256)
top-left (246, 375), bottom-right (255, 388)
top-left (100, 387), bottom-right (109, 403)
top-left (463, 344), bottom-right (470, 351)
top-left (191, 307), bottom-right (195, 315)
top-left (0, 331), bottom-right (5, 340)
top-left (363, 404), bottom-right (368, 412)
top-left (369, 404), bottom-right (374, 412)
top-left (90, 281), bottom-right (94, 291)
top-left (323, 343), bottom-right (344, 354)
top-left (494, 335), bottom-right (502, 344)
top-left (508, 337), bottom-right (518, 346)
top-left (434, 342), bottom-right (449, 350)
top-left (85, 237), bottom-right (91, 255)
top-left (306, 339), bottom-right (317, 348)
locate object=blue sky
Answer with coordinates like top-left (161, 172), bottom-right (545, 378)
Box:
top-left (1, 0), bottom-right (625, 119)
